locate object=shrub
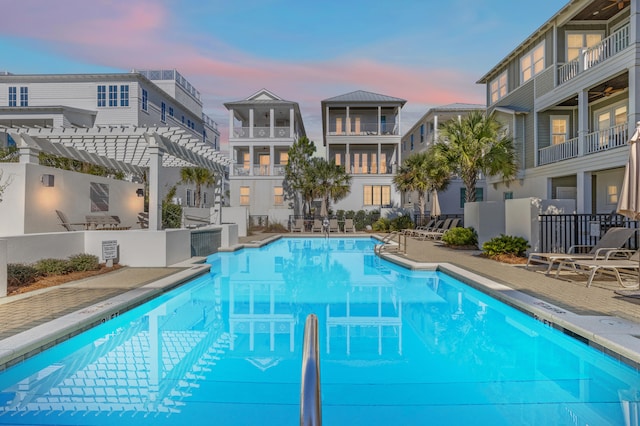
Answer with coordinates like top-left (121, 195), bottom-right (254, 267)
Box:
top-left (68, 254), bottom-right (100, 272)
top-left (390, 215), bottom-right (414, 231)
top-left (372, 217), bottom-right (391, 232)
top-left (265, 221), bottom-right (288, 233)
top-left (7, 263), bottom-right (40, 287)
top-left (482, 234), bottom-right (530, 257)
top-left (442, 227), bottom-right (478, 247)
top-left (34, 258), bottom-right (72, 276)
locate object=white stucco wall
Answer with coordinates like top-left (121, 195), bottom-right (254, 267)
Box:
top-left (464, 201), bottom-right (505, 247)
top-left (222, 207), bottom-right (248, 237)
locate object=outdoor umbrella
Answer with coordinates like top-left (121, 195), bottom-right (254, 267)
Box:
top-left (616, 121), bottom-right (640, 287)
top-left (431, 189), bottom-right (441, 218)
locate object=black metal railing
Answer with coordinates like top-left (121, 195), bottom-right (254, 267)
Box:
top-left (538, 214), bottom-right (639, 253)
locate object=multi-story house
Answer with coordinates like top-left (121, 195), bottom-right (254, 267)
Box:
top-left (401, 103), bottom-right (485, 217)
top-left (0, 69), bottom-right (225, 209)
top-left (321, 90), bottom-right (406, 213)
top-left (477, 0), bottom-right (637, 215)
top-left (224, 89), bottom-right (306, 223)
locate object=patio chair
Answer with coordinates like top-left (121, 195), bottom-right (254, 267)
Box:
top-left (137, 212), bottom-right (149, 229)
top-left (55, 210), bottom-right (88, 231)
top-left (329, 218), bottom-right (340, 233)
top-left (403, 219), bottom-right (435, 237)
top-left (291, 218), bottom-right (304, 232)
top-left (311, 219), bottom-right (323, 233)
top-left (414, 218), bottom-right (453, 240)
top-left (418, 218), bottom-right (461, 241)
top-left (344, 218), bottom-right (356, 233)
top-left (525, 227), bottom-right (636, 274)
top-left (556, 249), bottom-right (640, 288)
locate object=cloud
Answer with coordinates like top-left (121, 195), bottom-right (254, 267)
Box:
top-left (2, 0), bottom-right (485, 147)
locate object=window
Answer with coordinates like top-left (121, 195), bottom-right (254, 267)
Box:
top-left (503, 192), bottom-right (514, 200)
top-left (274, 187), bottom-right (284, 205)
top-left (364, 185), bottom-right (391, 206)
top-left (420, 124), bottom-right (425, 143)
top-left (8, 87), bottom-right (16, 107)
top-left (161, 102), bottom-right (166, 123)
top-left (141, 88), bottom-right (148, 111)
top-left (97, 85), bottom-right (106, 107)
top-left (19, 87), bottom-right (28, 106)
top-left (203, 192), bottom-right (207, 206)
top-left (460, 188), bottom-right (484, 207)
top-left (567, 32), bottom-right (603, 61)
top-left (181, 115), bottom-right (185, 124)
top-left (108, 85), bottom-right (117, 107)
top-left (410, 134), bottom-right (414, 151)
top-left (240, 186), bottom-right (250, 205)
top-left (186, 189), bottom-right (192, 207)
top-left (90, 183), bottom-right (109, 212)
top-left (279, 152), bottom-right (289, 165)
top-left (203, 129), bottom-right (207, 142)
top-left (550, 116), bottom-right (569, 145)
top-left (520, 42), bottom-right (545, 83)
top-left (608, 185), bottom-right (618, 204)
top-left (169, 106), bottom-right (174, 117)
top-left (120, 85), bottom-right (129, 106)
top-left (490, 71), bottom-right (507, 104)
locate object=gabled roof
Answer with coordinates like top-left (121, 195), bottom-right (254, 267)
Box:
top-left (435, 103), bottom-right (485, 111)
top-left (224, 88), bottom-right (296, 107)
top-left (322, 90), bottom-right (407, 105)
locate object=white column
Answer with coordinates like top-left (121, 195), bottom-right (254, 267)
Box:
top-left (378, 107), bottom-right (381, 135)
top-left (577, 89), bottom-right (588, 156)
top-left (14, 134), bottom-right (39, 164)
top-left (270, 108), bottom-right (275, 138)
top-left (397, 105), bottom-right (402, 135)
top-left (290, 107), bottom-right (295, 138)
top-left (346, 106), bottom-right (350, 135)
top-left (576, 171), bottom-right (592, 214)
top-left (629, 65), bottom-right (640, 126)
top-left (269, 145), bottom-right (274, 175)
top-left (249, 109), bottom-right (254, 138)
top-left (249, 144), bottom-right (254, 176)
top-left (228, 108), bottom-right (234, 139)
top-left (145, 133), bottom-right (163, 231)
top-left (433, 116), bottom-right (439, 145)
top-left (0, 239), bottom-right (6, 298)
top-left (377, 144), bottom-right (382, 175)
top-left (346, 143), bottom-right (351, 173)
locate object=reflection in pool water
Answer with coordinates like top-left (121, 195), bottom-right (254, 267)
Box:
top-left (0, 237), bottom-right (638, 425)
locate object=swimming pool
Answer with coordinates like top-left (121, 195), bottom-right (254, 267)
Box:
top-left (0, 237), bottom-right (638, 425)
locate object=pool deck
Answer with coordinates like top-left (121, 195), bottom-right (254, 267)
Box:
top-left (2, 232), bottom-right (640, 369)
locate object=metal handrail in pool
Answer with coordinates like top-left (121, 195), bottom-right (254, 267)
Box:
top-left (300, 313), bottom-right (322, 426)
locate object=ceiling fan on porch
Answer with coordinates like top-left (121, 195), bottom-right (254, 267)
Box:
top-left (602, 0), bottom-right (630, 11)
top-left (591, 86), bottom-right (625, 98)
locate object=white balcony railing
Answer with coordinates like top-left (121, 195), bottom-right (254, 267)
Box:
top-left (537, 122), bottom-right (628, 165)
top-left (558, 24), bottom-right (629, 85)
top-left (232, 126), bottom-right (292, 138)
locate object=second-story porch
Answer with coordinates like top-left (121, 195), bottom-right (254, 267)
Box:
top-left (328, 143), bottom-right (398, 175)
top-left (231, 145), bottom-right (290, 177)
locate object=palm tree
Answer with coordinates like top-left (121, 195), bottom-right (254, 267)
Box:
top-left (180, 166), bottom-right (216, 208)
top-left (435, 111), bottom-right (517, 203)
top-left (284, 136), bottom-right (316, 215)
top-left (307, 158), bottom-right (351, 216)
top-left (393, 149), bottom-right (450, 216)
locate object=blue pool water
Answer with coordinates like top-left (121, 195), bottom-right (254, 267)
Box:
top-left (0, 237), bottom-right (639, 425)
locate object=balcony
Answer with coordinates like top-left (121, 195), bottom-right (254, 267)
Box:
top-left (327, 121), bottom-right (399, 136)
top-left (232, 164), bottom-right (287, 176)
top-left (232, 126), bottom-right (292, 139)
top-left (557, 24), bottom-right (629, 86)
top-left (537, 122), bottom-right (628, 165)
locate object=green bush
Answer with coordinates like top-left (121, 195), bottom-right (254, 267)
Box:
top-left (7, 263), bottom-right (40, 287)
top-left (34, 258), bottom-right (72, 276)
top-left (482, 234), bottom-right (530, 257)
top-left (265, 221), bottom-right (288, 233)
top-left (372, 217), bottom-right (391, 232)
top-left (390, 215), bottom-right (414, 231)
top-left (442, 227), bottom-right (478, 247)
top-left (68, 254), bottom-right (100, 272)
top-left (162, 202), bottom-right (183, 229)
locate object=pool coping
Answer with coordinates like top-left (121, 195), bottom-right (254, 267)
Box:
top-left (0, 264), bottom-right (211, 370)
top-left (380, 252), bottom-right (640, 370)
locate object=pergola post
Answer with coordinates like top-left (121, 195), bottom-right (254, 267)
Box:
top-left (146, 134), bottom-right (164, 231)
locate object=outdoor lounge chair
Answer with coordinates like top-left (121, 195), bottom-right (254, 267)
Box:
top-left (311, 219), bottom-right (323, 233)
top-left (56, 210), bottom-right (88, 231)
top-left (418, 218), bottom-right (461, 241)
top-left (291, 218), bottom-right (304, 232)
top-left (344, 218), bottom-right (356, 233)
top-left (414, 218), bottom-right (453, 240)
top-left (525, 227), bottom-right (636, 274)
top-left (556, 249), bottom-right (640, 288)
top-left (329, 218), bottom-right (340, 233)
top-left (137, 212), bottom-right (149, 229)
top-left (403, 219), bottom-right (436, 237)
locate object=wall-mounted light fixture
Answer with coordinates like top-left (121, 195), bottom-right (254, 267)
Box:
top-left (136, 188), bottom-right (144, 197)
top-left (41, 174), bottom-right (55, 187)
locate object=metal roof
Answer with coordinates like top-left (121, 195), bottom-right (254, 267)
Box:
top-left (322, 90), bottom-right (407, 105)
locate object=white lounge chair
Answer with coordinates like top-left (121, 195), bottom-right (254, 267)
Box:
top-left (344, 218), bottom-right (356, 233)
top-left (526, 227), bottom-right (635, 274)
top-left (557, 249), bottom-right (640, 288)
top-left (291, 218), bottom-right (304, 232)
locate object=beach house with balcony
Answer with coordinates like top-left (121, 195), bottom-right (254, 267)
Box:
top-left (477, 0), bottom-right (637, 214)
top-left (224, 89), bottom-right (306, 223)
top-left (321, 90), bottom-right (406, 213)
top-left (401, 103), bottom-right (485, 217)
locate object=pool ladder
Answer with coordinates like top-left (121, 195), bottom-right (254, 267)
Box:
top-left (374, 231), bottom-right (406, 255)
top-left (300, 314), bottom-right (322, 426)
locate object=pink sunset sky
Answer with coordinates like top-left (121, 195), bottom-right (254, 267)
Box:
top-left (1, 0), bottom-right (567, 151)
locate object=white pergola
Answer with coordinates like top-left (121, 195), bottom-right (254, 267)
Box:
top-left (3, 125), bottom-right (231, 231)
